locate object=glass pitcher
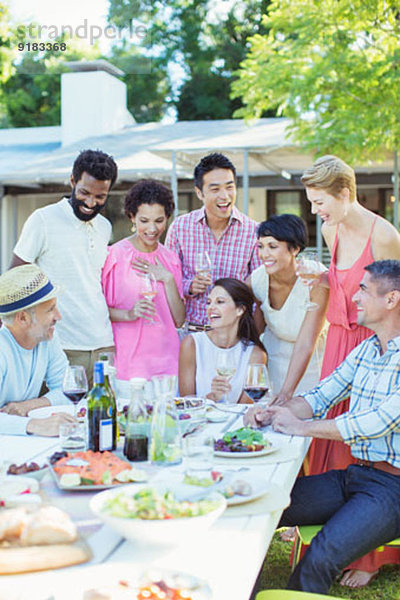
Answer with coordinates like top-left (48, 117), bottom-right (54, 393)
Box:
top-left (149, 395), bottom-right (182, 466)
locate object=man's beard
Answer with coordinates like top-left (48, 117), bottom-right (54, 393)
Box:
top-left (69, 188), bottom-right (106, 222)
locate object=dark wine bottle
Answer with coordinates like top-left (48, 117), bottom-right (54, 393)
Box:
top-left (124, 378), bottom-right (148, 461)
top-left (87, 361), bottom-right (117, 452)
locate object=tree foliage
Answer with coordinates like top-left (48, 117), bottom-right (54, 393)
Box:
top-left (108, 0), bottom-right (273, 120)
top-left (232, 0), bottom-right (400, 163)
top-left (2, 38), bottom-right (100, 127)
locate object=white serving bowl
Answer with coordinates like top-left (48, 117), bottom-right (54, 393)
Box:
top-left (90, 482), bottom-right (226, 548)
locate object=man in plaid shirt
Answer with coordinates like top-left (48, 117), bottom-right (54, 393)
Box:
top-left (246, 260), bottom-right (400, 594)
top-left (165, 153), bottom-right (260, 328)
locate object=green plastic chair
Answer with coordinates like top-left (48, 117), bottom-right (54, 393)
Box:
top-left (292, 524), bottom-right (400, 570)
top-left (256, 590), bottom-right (348, 600)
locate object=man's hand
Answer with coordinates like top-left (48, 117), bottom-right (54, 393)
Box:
top-left (0, 397), bottom-right (50, 417)
top-left (243, 405), bottom-right (272, 428)
top-left (268, 405), bottom-right (307, 436)
top-left (26, 413), bottom-right (76, 437)
top-left (189, 272), bottom-right (212, 295)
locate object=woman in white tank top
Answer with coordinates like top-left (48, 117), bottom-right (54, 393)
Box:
top-left (246, 214), bottom-right (329, 403)
top-left (179, 278), bottom-right (267, 403)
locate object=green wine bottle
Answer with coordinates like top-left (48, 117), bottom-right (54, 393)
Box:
top-left (87, 361), bottom-right (117, 452)
top-left (97, 355), bottom-right (118, 442)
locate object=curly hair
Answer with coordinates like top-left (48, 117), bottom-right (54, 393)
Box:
top-left (194, 153), bottom-right (236, 190)
top-left (124, 179), bottom-right (175, 218)
top-left (72, 149), bottom-right (118, 188)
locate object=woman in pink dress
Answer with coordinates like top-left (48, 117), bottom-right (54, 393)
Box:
top-left (102, 180), bottom-right (184, 381)
top-left (302, 155), bottom-right (400, 587)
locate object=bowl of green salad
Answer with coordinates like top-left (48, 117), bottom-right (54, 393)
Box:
top-left (90, 482), bottom-right (226, 548)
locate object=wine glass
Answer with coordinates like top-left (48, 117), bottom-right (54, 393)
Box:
top-left (296, 251), bottom-right (324, 311)
top-left (194, 251), bottom-right (212, 278)
top-left (140, 272), bottom-right (158, 323)
top-left (62, 365), bottom-right (88, 417)
top-left (244, 364), bottom-right (272, 405)
top-left (215, 351), bottom-right (236, 403)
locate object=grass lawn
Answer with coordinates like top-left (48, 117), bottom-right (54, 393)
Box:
top-left (251, 532), bottom-right (400, 600)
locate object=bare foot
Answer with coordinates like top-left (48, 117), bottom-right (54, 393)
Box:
top-left (340, 569), bottom-right (379, 588)
top-left (279, 526), bottom-right (296, 542)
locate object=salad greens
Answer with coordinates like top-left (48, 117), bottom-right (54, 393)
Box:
top-left (223, 427), bottom-right (264, 444)
top-left (102, 487), bottom-right (220, 519)
top-left (214, 427), bottom-right (270, 453)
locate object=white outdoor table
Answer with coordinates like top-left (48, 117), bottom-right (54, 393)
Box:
top-left (0, 413), bottom-right (309, 600)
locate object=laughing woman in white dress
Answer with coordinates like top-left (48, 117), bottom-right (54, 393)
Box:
top-left (247, 214), bottom-right (328, 404)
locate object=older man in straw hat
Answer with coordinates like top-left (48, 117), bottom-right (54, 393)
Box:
top-left (0, 265), bottom-right (74, 436)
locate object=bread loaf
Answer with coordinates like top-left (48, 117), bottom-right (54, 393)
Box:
top-left (20, 506), bottom-right (77, 546)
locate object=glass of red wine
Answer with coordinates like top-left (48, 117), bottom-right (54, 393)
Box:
top-left (244, 364), bottom-right (271, 405)
top-left (62, 365), bottom-right (88, 417)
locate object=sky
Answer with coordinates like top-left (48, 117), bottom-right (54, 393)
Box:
top-left (10, 0), bottom-right (118, 52)
top-left (9, 0), bottom-right (236, 52)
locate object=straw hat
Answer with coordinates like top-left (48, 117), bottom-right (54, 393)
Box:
top-left (0, 265), bottom-right (60, 316)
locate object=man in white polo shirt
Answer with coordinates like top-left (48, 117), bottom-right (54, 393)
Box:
top-left (11, 149), bottom-right (118, 385)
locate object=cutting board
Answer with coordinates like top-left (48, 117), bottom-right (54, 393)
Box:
top-left (0, 539), bottom-right (91, 574)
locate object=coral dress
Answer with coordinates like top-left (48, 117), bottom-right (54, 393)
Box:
top-left (307, 217), bottom-right (400, 571)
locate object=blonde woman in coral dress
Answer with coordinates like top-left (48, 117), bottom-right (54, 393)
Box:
top-left (302, 155), bottom-right (400, 588)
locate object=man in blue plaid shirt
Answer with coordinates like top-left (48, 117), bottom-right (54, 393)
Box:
top-left (246, 259), bottom-right (400, 594)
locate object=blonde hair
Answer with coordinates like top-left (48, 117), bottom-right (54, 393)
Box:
top-left (301, 155), bottom-right (356, 202)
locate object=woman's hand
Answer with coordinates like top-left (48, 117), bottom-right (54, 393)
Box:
top-left (127, 298), bottom-right (156, 321)
top-left (270, 390), bottom-right (292, 406)
top-left (209, 375), bottom-right (232, 402)
top-left (132, 257), bottom-right (172, 283)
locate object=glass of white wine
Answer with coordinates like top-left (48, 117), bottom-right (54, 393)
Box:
top-left (296, 251), bottom-right (324, 311)
top-left (215, 351), bottom-right (236, 404)
top-left (140, 272), bottom-right (158, 323)
top-left (194, 251), bottom-right (212, 279)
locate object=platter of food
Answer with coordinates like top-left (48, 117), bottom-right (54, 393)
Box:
top-left (48, 450), bottom-right (148, 491)
top-left (213, 427), bottom-right (276, 458)
top-left (172, 468), bottom-right (270, 506)
top-left (82, 568), bottom-right (212, 600)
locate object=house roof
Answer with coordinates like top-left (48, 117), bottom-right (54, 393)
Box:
top-left (0, 118), bottom-right (394, 187)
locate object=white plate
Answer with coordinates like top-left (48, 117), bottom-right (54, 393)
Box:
top-left (223, 472), bottom-right (271, 506)
top-left (0, 475), bottom-right (39, 499)
top-left (28, 405), bottom-right (74, 418)
top-left (214, 443), bottom-right (278, 458)
top-left (206, 408), bottom-right (228, 423)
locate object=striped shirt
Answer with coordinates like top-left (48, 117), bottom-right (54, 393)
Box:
top-left (303, 334), bottom-right (400, 467)
top-left (165, 206), bottom-right (260, 324)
